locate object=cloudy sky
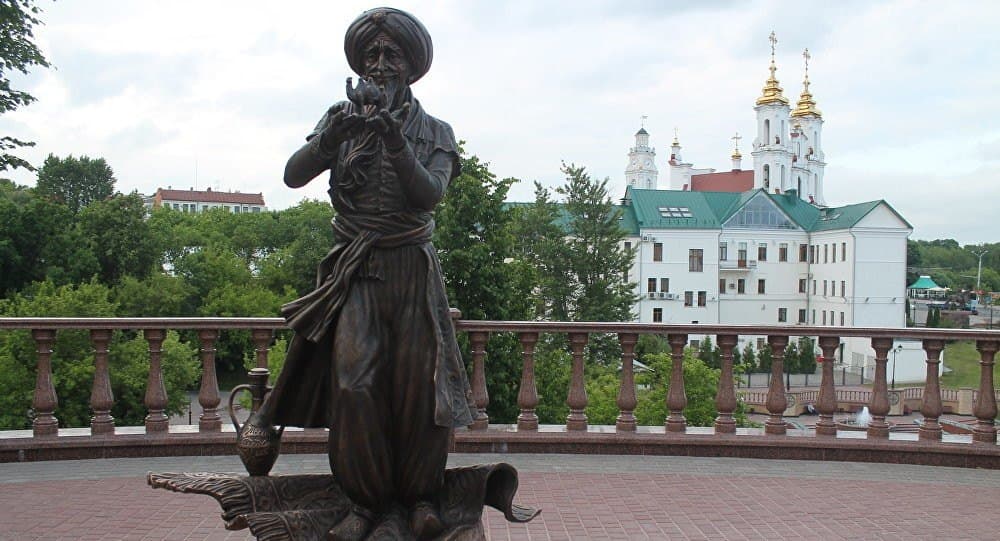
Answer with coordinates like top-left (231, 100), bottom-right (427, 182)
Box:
top-left (5, 0), bottom-right (999, 243)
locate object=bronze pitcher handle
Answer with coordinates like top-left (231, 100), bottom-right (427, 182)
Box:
top-left (228, 383), bottom-right (252, 434)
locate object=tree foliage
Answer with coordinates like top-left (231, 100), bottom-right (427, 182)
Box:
top-left (0, 0), bottom-right (51, 172)
top-left (35, 154), bottom-right (116, 214)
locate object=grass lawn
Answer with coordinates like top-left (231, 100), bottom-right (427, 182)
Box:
top-left (941, 340), bottom-right (1000, 389)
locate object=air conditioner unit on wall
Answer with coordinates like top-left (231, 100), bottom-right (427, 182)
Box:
top-left (659, 292), bottom-right (667, 299)
top-left (665, 293), bottom-right (678, 300)
top-left (648, 292), bottom-right (656, 299)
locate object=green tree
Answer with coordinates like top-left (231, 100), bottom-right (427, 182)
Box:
top-left (509, 183), bottom-right (573, 321)
top-left (35, 154), bottom-right (116, 214)
top-left (697, 337), bottom-right (720, 369)
top-left (114, 274), bottom-right (197, 317)
top-left (633, 350), bottom-right (750, 427)
top-left (0, 0), bottom-right (51, 173)
top-left (77, 192), bottom-right (157, 284)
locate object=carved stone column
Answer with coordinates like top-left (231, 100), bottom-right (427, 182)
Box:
top-left (867, 337), bottom-right (893, 439)
top-left (815, 336), bottom-right (840, 436)
top-left (251, 329), bottom-right (273, 370)
top-left (516, 332), bottom-right (539, 431)
top-left (566, 333), bottom-right (589, 431)
top-left (31, 329), bottom-right (58, 437)
top-left (972, 340), bottom-right (999, 444)
top-left (919, 339), bottom-right (944, 441)
top-left (89, 329), bottom-right (115, 435)
top-left (714, 334), bottom-right (739, 434)
top-left (616, 333), bottom-right (639, 432)
top-left (198, 329), bottom-right (221, 432)
top-left (143, 329), bottom-right (169, 433)
top-left (665, 334), bottom-right (688, 433)
top-left (469, 331), bottom-right (490, 430)
top-left (764, 335), bottom-right (789, 435)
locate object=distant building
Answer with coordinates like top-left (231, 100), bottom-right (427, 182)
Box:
top-left (152, 187), bottom-right (266, 214)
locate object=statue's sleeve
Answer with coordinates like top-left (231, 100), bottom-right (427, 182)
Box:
top-left (284, 106), bottom-right (345, 189)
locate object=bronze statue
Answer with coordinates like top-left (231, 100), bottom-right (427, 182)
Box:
top-left (150, 9), bottom-right (537, 539)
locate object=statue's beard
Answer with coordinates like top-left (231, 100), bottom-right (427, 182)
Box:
top-left (375, 77), bottom-right (405, 110)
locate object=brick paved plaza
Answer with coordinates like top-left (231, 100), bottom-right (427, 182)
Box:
top-left (2, 453), bottom-right (999, 540)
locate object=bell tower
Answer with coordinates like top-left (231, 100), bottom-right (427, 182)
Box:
top-left (751, 31), bottom-right (794, 194)
top-left (790, 47), bottom-right (826, 205)
top-left (625, 116), bottom-right (658, 190)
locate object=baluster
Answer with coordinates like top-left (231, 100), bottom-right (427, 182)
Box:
top-left (972, 340), bottom-right (999, 444)
top-left (714, 334), bottom-right (739, 434)
top-left (764, 335), bottom-right (789, 435)
top-left (666, 333), bottom-right (688, 433)
top-left (517, 332), bottom-right (539, 431)
top-left (867, 337), bottom-right (892, 439)
top-left (919, 339), bottom-right (944, 441)
top-left (143, 329), bottom-right (169, 433)
top-left (566, 332), bottom-right (589, 431)
top-left (198, 329), bottom-right (221, 431)
top-left (616, 333), bottom-right (639, 432)
top-left (815, 336), bottom-right (840, 436)
top-left (89, 329), bottom-right (115, 435)
top-left (251, 329), bottom-right (273, 370)
top-left (31, 329), bottom-right (58, 437)
top-left (469, 331), bottom-right (489, 430)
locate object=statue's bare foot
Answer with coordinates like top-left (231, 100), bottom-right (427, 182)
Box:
top-left (326, 506), bottom-right (374, 541)
top-left (410, 501), bottom-right (443, 540)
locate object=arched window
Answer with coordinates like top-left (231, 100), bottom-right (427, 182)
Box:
top-left (764, 119), bottom-right (770, 143)
top-left (763, 164), bottom-right (770, 189)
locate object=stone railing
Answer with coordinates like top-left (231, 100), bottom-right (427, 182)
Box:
top-left (1, 318), bottom-right (999, 467)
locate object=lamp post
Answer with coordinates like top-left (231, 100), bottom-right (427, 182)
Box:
top-left (890, 344), bottom-right (903, 389)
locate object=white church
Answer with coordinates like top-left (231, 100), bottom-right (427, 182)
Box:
top-left (618, 36), bottom-right (926, 380)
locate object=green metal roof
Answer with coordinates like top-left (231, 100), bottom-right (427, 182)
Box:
top-left (907, 275), bottom-right (942, 290)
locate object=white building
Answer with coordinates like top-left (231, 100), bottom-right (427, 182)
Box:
top-left (618, 36), bottom-right (927, 381)
top-left (153, 187), bottom-right (266, 214)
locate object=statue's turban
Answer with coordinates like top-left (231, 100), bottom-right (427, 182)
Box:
top-left (344, 7), bottom-right (433, 84)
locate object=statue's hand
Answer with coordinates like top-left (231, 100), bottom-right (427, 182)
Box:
top-left (320, 103), bottom-right (365, 151)
top-left (366, 102), bottom-right (410, 150)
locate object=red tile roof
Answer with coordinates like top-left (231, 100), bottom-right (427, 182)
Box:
top-left (689, 170), bottom-right (753, 193)
top-left (155, 188), bottom-right (265, 206)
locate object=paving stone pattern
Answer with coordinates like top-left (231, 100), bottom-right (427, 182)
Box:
top-left (1, 454), bottom-right (999, 540)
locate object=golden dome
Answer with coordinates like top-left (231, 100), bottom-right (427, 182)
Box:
top-left (791, 48), bottom-right (821, 118)
top-left (756, 32), bottom-right (789, 106)
top-left (731, 148), bottom-right (742, 160)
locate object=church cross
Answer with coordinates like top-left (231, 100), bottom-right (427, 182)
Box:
top-left (769, 31), bottom-right (777, 58)
top-left (803, 48), bottom-right (810, 76)
top-left (731, 132), bottom-right (742, 151)
top-left (640, 115), bottom-right (648, 129)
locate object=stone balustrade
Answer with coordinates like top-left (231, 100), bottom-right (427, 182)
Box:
top-left (1, 318), bottom-right (999, 467)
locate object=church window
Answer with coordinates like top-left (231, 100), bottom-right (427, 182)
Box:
top-left (653, 243), bottom-right (663, 262)
top-left (763, 165), bottom-right (770, 189)
top-left (723, 195), bottom-right (795, 229)
top-left (653, 308), bottom-right (662, 322)
top-left (764, 119), bottom-right (770, 143)
top-left (689, 249), bottom-right (704, 272)
top-left (658, 206), bottom-right (692, 218)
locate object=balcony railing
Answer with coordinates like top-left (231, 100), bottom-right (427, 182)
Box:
top-left (719, 259), bottom-right (756, 270)
top-left (1, 318), bottom-right (998, 467)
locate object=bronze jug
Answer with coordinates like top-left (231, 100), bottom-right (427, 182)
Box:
top-left (228, 367), bottom-right (284, 476)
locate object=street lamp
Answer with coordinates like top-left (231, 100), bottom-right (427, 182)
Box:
top-left (890, 344), bottom-right (903, 389)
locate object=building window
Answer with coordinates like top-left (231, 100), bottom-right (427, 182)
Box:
top-left (798, 309), bottom-right (807, 323)
top-left (737, 279), bottom-right (746, 294)
top-left (653, 243), bottom-right (663, 262)
top-left (808, 245), bottom-right (815, 264)
top-left (812, 280), bottom-right (817, 295)
top-left (840, 312), bottom-right (845, 326)
top-left (757, 337), bottom-right (766, 350)
top-left (778, 308), bottom-right (787, 322)
top-left (841, 280), bottom-right (846, 297)
top-left (758, 279), bottom-right (766, 294)
top-left (172, 203), bottom-right (179, 210)
top-left (698, 291), bottom-right (707, 307)
top-left (719, 243), bottom-right (728, 261)
top-left (824, 244), bottom-right (828, 263)
top-left (758, 243), bottom-right (767, 261)
top-left (719, 279), bottom-right (726, 294)
top-left (823, 280), bottom-right (828, 296)
top-left (798, 278), bottom-right (807, 293)
top-left (202, 205), bottom-right (209, 212)
top-left (624, 241), bottom-right (632, 252)
top-left (811, 309), bottom-right (816, 324)
top-left (684, 291), bottom-right (694, 307)
top-left (799, 243), bottom-right (808, 262)
top-left (738, 242), bottom-right (748, 267)
top-left (689, 249), bottom-right (704, 272)
top-left (653, 308), bottom-right (663, 322)
top-left (234, 205), bottom-right (241, 213)
top-left (779, 243), bottom-right (788, 262)
top-left (842, 242), bottom-right (847, 260)
top-left (822, 311), bottom-right (827, 325)
top-left (252, 207), bottom-right (261, 213)
top-left (831, 243), bottom-right (836, 263)
top-left (830, 310), bottom-right (835, 326)
top-left (647, 278), bottom-right (656, 293)
top-left (658, 206), bottom-right (693, 218)
top-left (660, 278), bottom-right (669, 293)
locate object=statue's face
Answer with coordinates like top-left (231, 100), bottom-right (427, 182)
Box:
top-left (363, 33), bottom-right (412, 87)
